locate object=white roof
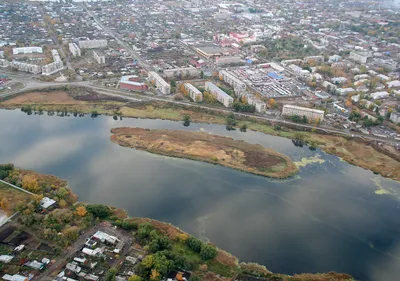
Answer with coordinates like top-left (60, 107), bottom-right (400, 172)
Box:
top-left (40, 197), bottom-right (56, 209)
top-left (0, 255), bottom-right (14, 263)
top-left (2, 275), bottom-right (27, 281)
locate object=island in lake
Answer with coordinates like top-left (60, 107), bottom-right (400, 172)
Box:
top-left (110, 127), bottom-right (298, 179)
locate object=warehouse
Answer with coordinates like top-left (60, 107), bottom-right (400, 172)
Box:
top-left (118, 75), bottom-right (148, 92)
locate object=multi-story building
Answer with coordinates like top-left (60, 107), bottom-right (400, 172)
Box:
top-left (205, 82), bottom-right (233, 107)
top-left (12, 61), bottom-right (42, 74)
top-left (69, 43), bottom-right (81, 57)
top-left (349, 51), bottom-right (371, 64)
top-left (78, 39), bottom-right (107, 49)
top-left (12, 47), bottom-right (43, 55)
top-left (219, 70), bottom-right (246, 96)
top-left (42, 50), bottom-right (63, 75)
top-left (282, 105), bottom-right (324, 121)
top-left (163, 68), bottom-right (200, 79)
top-left (184, 83), bottom-right (202, 102)
top-left (390, 112), bottom-right (400, 124)
top-left (148, 71), bottom-right (171, 95)
top-left (247, 95), bottom-right (266, 113)
top-left (93, 50), bottom-right (105, 64)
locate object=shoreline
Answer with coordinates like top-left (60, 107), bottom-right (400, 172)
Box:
top-left (0, 164), bottom-right (355, 281)
top-left (110, 127), bottom-right (299, 179)
top-left (0, 89), bottom-right (399, 181)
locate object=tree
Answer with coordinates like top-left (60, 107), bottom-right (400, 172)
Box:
top-left (150, 270), bottom-right (161, 281)
top-left (187, 237), bottom-right (203, 253)
top-left (200, 70), bottom-right (204, 79)
top-left (86, 204), bottom-right (111, 219)
top-left (240, 124), bottom-right (247, 132)
top-left (268, 98), bottom-right (277, 108)
top-left (75, 206), bottom-right (88, 217)
top-left (0, 198), bottom-right (10, 212)
top-left (200, 244), bottom-right (217, 260)
top-left (105, 268), bottom-right (118, 281)
top-left (345, 99), bottom-right (352, 107)
top-left (170, 80), bottom-right (176, 88)
top-left (62, 226), bottom-right (80, 243)
top-left (137, 222), bottom-right (153, 239)
top-left (182, 114), bottom-right (191, 127)
top-left (128, 275), bottom-right (143, 281)
top-left (22, 175), bottom-right (41, 193)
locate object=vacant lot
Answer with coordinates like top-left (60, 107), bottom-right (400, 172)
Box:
top-left (110, 127), bottom-right (298, 178)
top-left (0, 182), bottom-right (32, 216)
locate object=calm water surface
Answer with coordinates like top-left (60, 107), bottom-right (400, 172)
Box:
top-left (1, 109), bottom-right (400, 281)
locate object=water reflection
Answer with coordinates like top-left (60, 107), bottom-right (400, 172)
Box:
top-left (0, 109), bottom-right (399, 281)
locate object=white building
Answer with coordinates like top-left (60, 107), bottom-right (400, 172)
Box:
top-left (2, 274), bottom-right (28, 281)
top-left (163, 67), bottom-right (200, 79)
top-left (40, 197), bottom-right (56, 209)
top-left (247, 95), bottom-right (266, 113)
top-left (387, 80), bottom-right (400, 88)
top-left (205, 82), bottom-right (233, 107)
top-left (371, 91), bottom-right (389, 100)
top-left (148, 71), bottom-right (171, 95)
top-left (0, 255), bottom-right (14, 263)
top-left (349, 51), bottom-right (371, 64)
top-left (336, 88), bottom-right (356, 96)
top-left (93, 50), bottom-right (105, 64)
top-left (269, 62), bottom-right (285, 73)
top-left (12, 47), bottom-right (43, 55)
top-left (78, 39), bottom-right (107, 49)
top-left (390, 112), bottom-right (400, 124)
top-left (288, 64), bottom-right (310, 77)
top-left (282, 105), bottom-right (324, 121)
top-left (184, 83), bottom-right (202, 102)
top-left (219, 70), bottom-right (246, 96)
top-left (69, 43), bottom-right (81, 57)
top-left (42, 50), bottom-right (63, 75)
top-left (12, 61), bottom-right (41, 74)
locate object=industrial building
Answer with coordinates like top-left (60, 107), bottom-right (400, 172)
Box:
top-left (219, 70), bottom-right (246, 96)
top-left (69, 43), bottom-right (81, 57)
top-left (12, 47), bottom-right (43, 55)
top-left (118, 75), bottom-right (148, 92)
top-left (93, 50), bottom-right (106, 64)
top-left (78, 39), bottom-right (107, 49)
top-left (184, 83), bottom-right (203, 102)
top-left (148, 71), bottom-right (171, 95)
top-left (42, 50), bottom-right (63, 75)
top-left (282, 105), bottom-right (325, 121)
top-left (163, 67), bottom-right (200, 79)
top-left (205, 82), bottom-right (233, 107)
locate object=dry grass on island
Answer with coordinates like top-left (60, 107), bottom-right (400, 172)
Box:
top-left (110, 127), bottom-right (298, 179)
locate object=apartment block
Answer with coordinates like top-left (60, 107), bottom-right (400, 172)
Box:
top-left (69, 43), bottom-right (81, 57)
top-left (282, 105), bottom-right (324, 121)
top-left (93, 50), bottom-right (106, 64)
top-left (78, 39), bottom-right (107, 49)
top-left (12, 47), bottom-right (43, 55)
top-left (205, 82), bottom-right (233, 107)
top-left (219, 70), bottom-right (247, 96)
top-left (184, 83), bottom-right (203, 102)
top-left (163, 67), bottom-right (200, 79)
top-left (148, 71), bottom-right (171, 95)
top-left (42, 50), bottom-right (63, 75)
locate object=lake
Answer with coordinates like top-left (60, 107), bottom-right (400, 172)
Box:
top-left (0, 109), bottom-right (399, 281)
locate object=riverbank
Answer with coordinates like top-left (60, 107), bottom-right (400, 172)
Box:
top-left (110, 127), bottom-right (298, 179)
top-left (0, 164), bottom-right (354, 281)
top-left (0, 89), bottom-right (399, 181)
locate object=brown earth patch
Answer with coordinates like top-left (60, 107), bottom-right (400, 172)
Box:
top-left (110, 127), bottom-right (298, 179)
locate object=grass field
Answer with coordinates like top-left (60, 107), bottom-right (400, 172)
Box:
top-left (0, 182), bottom-right (32, 215)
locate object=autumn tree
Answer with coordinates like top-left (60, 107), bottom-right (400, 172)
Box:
top-left (128, 275), bottom-right (142, 281)
top-left (62, 226), bottom-right (80, 243)
top-left (22, 175), bottom-right (41, 193)
top-left (75, 206), bottom-right (88, 217)
top-left (150, 270), bottom-right (161, 281)
top-left (0, 198), bottom-right (10, 212)
top-left (268, 98), bottom-right (277, 108)
top-left (345, 99), bottom-right (352, 107)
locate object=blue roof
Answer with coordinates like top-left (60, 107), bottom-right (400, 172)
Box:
top-left (267, 72), bottom-right (283, 80)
